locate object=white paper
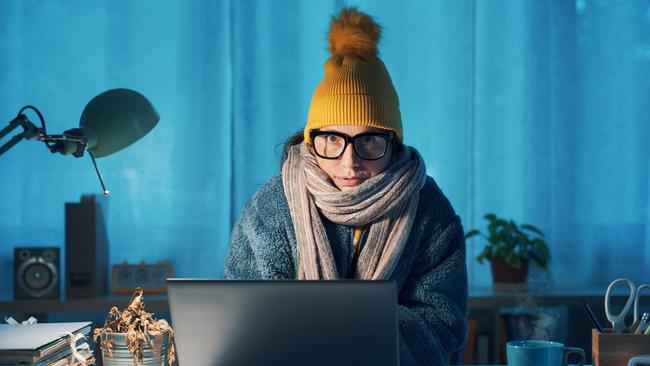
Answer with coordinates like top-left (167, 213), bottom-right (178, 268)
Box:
top-left (0, 322), bottom-right (91, 351)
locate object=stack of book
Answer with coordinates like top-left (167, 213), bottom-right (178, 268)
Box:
top-left (0, 322), bottom-right (95, 365)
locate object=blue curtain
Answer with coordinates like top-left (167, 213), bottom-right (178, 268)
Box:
top-left (469, 0), bottom-right (650, 286)
top-left (0, 0), bottom-right (648, 298)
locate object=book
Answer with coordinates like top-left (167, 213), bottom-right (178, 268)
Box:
top-left (39, 346), bottom-right (95, 366)
top-left (31, 334), bottom-right (93, 366)
top-left (0, 322), bottom-right (91, 363)
top-left (464, 318), bottom-right (477, 364)
top-left (476, 333), bottom-right (490, 364)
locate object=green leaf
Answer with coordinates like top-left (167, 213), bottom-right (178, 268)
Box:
top-left (532, 239), bottom-right (550, 260)
top-left (528, 250), bottom-right (549, 271)
top-left (488, 223), bottom-right (498, 239)
top-left (515, 231), bottom-right (528, 245)
top-left (522, 224), bottom-right (545, 237)
top-left (464, 229), bottom-right (481, 239)
top-left (476, 248), bottom-right (490, 263)
top-left (537, 259), bottom-right (549, 271)
top-left (505, 253), bottom-right (522, 268)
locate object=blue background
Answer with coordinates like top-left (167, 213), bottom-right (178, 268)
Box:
top-left (1, 0), bottom-right (649, 299)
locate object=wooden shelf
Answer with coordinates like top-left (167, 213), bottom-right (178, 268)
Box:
top-left (468, 285), bottom-right (626, 308)
top-left (0, 285), bottom-right (633, 314)
top-left (0, 294), bottom-right (170, 313)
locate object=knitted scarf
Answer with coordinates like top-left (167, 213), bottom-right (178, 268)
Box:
top-left (281, 143), bottom-right (426, 280)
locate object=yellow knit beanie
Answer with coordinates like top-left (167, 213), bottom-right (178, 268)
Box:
top-left (304, 7), bottom-right (402, 144)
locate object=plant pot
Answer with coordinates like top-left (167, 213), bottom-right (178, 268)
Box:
top-left (100, 331), bottom-right (170, 366)
top-left (490, 258), bottom-right (529, 285)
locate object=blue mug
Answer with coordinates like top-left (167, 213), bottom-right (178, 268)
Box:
top-left (628, 355), bottom-right (650, 366)
top-left (507, 340), bottom-right (586, 366)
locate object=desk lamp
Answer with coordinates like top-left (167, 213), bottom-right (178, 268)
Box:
top-left (0, 88), bottom-right (159, 196)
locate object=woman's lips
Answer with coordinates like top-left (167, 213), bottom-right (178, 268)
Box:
top-left (336, 177), bottom-right (366, 187)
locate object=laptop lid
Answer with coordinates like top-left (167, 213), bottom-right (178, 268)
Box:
top-left (166, 279), bottom-right (398, 366)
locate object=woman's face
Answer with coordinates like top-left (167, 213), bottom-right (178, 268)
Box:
top-left (311, 125), bottom-right (393, 191)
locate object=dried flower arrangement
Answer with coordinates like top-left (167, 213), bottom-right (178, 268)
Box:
top-left (93, 288), bottom-right (176, 365)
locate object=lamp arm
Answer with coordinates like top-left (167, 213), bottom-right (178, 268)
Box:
top-left (0, 114), bottom-right (43, 156)
top-left (40, 133), bottom-right (88, 157)
top-left (0, 114), bottom-right (25, 140)
top-left (40, 133), bottom-right (109, 196)
top-left (1, 108), bottom-right (109, 196)
top-left (40, 134), bottom-right (86, 143)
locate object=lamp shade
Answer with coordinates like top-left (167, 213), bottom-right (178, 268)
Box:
top-left (80, 88), bottom-right (159, 158)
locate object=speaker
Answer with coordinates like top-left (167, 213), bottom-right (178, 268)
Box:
top-left (65, 194), bottom-right (109, 298)
top-left (14, 247), bottom-right (60, 299)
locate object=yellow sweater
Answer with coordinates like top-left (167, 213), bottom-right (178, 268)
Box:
top-left (351, 226), bottom-right (364, 259)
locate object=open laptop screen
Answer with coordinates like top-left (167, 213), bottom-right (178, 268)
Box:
top-left (166, 279), bottom-right (398, 366)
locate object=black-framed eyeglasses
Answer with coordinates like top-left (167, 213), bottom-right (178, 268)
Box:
top-left (309, 130), bottom-right (394, 160)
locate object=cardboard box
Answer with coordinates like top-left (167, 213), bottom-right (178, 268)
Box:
top-left (592, 329), bottom-right (650, 366)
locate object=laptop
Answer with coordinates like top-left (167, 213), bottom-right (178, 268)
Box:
top-left (166, 279), bottom-right (398, 366)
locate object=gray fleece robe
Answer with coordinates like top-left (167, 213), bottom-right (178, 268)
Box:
top-left (223, 174), bottom-right (468, 366)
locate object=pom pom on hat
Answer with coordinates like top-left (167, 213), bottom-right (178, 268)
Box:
top-left (328, 7), bottom-right (381, 58)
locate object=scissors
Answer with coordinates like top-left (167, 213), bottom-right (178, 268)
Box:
top-left (605, 278), bottom-right (650, 333)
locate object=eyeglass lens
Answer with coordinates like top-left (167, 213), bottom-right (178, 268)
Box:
top-left (313, 133), bottom-right (388, 159)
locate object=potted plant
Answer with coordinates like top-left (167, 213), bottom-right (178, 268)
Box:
top-left (464, 213), bottom-right (550, 286)
top-left (94, 288), bottom-right (176, 366)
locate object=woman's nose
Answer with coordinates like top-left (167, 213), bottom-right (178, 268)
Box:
top-left (340, 144), bottom-right (360, 168)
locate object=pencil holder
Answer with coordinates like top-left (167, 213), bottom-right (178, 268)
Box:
top-left (592, 329), bottom-right (650, 366)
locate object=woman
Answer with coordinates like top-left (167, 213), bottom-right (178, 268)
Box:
top-left (224, 7), bottom-right (468, 365)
